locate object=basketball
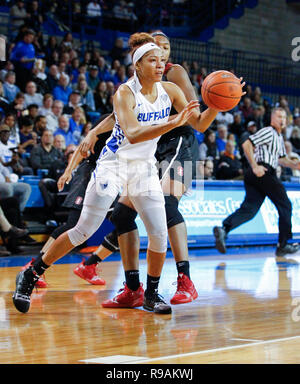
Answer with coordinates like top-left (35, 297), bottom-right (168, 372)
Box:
top-left (201, 70), bottom-right (243, 111)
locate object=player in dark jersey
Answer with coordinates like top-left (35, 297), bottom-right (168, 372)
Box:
top-left (20, 114), bottom-right (120, 286)
top-left (73, 32), bottom-right (205, 306)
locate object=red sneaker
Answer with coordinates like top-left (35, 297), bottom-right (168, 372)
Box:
top-left (102, 283), bottom-right (144, 308)
top-left (21, 258), bottom-right (48, 288)
top-left (170, 273), bottom-right (198, 305)
top-left (73, 260), bottom-right (106, 285)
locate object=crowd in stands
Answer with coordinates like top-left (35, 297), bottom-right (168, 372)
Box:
top-left (0, 1), bottom-right (298, 253)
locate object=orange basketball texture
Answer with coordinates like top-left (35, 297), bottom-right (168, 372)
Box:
top-left (201, 70), bottom-right (243, 111)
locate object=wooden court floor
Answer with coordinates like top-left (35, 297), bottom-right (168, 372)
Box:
top-left (1, 248), bottom-right (300, 364)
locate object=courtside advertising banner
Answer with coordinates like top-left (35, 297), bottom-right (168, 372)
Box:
top-left (135, 181), bottom-right (300, 246)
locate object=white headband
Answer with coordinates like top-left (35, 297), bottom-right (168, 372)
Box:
top-left (132, 42), bottom-right (161, 66)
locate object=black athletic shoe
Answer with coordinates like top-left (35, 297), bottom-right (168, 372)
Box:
top-left (213, 226), bottom-right (227, 254)
top-left (12, 267), bottom-right (39, 313)
top-left (276, 243), bottom-right (300, 257)
top-left (143, 290), bottom-right (172, 314)
top-left (4, 226), bottom-right (29, 239)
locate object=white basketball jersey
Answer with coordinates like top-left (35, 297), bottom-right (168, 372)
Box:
top-left (101, 77), bottom-right (172, 162)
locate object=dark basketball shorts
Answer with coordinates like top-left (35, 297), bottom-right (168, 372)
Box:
top-left (155, 132), bottom-right (199, 190)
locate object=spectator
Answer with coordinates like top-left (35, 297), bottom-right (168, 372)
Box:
top-left (52, 74), bottom-right (73, 105)
top-left (57, 62), bottom-right (70, 84)
top-left (80, 121), bottom-right (92, 142)
top-left (197, 67), bottom-right (207, 88)
top-left (63, 91), bottom-right (82, 115)
top-left (216, 140), bottom-right (243, 180)
top-left (204, 159), bottom-right (214, 180)
top-left (112, 65), bottom-right (128, 88)
top-left (106, 81), bottom-right (115, 96)
top-left (239, 96), bottom-right (254, 121)
top-left (0, 124), bottom-right (19, 167)
top-left (8, 92), bottom-right (25, 120)
top-left (87, 1), bottom-right (102, 17)
top-left (284, 140), bottom-right (300, 178)
top-left (229, 112), bottom-right (244, 138)
top-left (97, 56), bottom-right (113, 82)
top-left (18, 116), bottom-right (36, 154)
top-left (70, 58), bottom-right (80, 84)
top-left (91, 50), bottom-right (101, 66)
top-left (47, 50), bottom-right (59, 67)
top-left (250, 105), bottom-right (265, 130)
top-left (0, 198), bottom-right (29, 255)
top-left (69, 107), bottom-right (85, 143)
top-left (38, 93), bottom-right (53, 116)
top-left (27, 0), bottom-right (43, 32)
top-left (24, 81), bottom-right (43, 108)
top-left (30, 59), bottom-right (48, 95)
top-left (46, 100), bottom-right (64, 132)
top-left (59, 52), bottom-right (71, 68)
top-left (10, 0), bottom-right (29, 29)
top-left (216, 124), bottom-right (228, 154)
top-left (0, 123), bottom-right (32, 176)
top-left (113, 1), bottom-right (130, 20)
top-left (215, 111), bottom-right (234, 127)
top-left (0, 61), bottom-right (14, 83)
top-left (263, 98), bottom-right (272, 126)
top-left (26, 104), bottom-right (39, 122)
top-left (94, 80), bottom-right (109, 113)
top-left (60, 32), bottom-right (74, 52)
top-left (105, 94), bottom-right (114, 114)
top-left (46, 65), bottom-right (59, 92)
top-left (0, 81), bottom-right (10, 116)
top-left (82, 51), bottom-right (92, 67)
top-left (110, 59), bottom-right (121, 76)
top-left (242, 84), bottom-right (252, 100)
top-left (45, 36), bottom-right (58, 64)
top-left (53, 134), bottom-right (66, 153)
top-left (3, 71), bottom-right (20, 103)
top-left (199, 129), bottom-right (219, 161)
top-left (34, 115), bottom-right (47, 138)
top-left (10, 29), bottom-right (36, 90)
top-left (0, 161), bottom-right (31, 213)
top-left (109, 37), bottom-right (127, 64)
top-left (286, 114), bottom-right (300, 140)
top-left (54, 115), bottom-right (78, 146)
top-left (76, 78), bottom-right (95, 111)
top-left (126, 64), bottom-right (134, 78)
top-left (47, 145), bottom-right (75, 182)
top-left (4, 114), bottom-right (20, 149)
top-left (290, 128), bottom-right (300, 152)
top-left (86, 65), bottom-right (100, 91)
top-left (252, 87), bottom-right (263, 107)
top-left (30, 129), bottom-right (64, 172)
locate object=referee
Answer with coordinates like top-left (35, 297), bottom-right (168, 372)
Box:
top-left (213, 107), bottom-right (300, 257)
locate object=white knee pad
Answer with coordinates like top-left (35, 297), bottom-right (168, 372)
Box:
top-left (131, 194), bottom-right (168, 253)
top-left (148, 229), bottom-right (168, 253)
top-left (67, 205), bottom-right (106, 246)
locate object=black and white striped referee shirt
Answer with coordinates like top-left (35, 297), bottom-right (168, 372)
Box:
top-left (248, 126), bottom-right (286, 169)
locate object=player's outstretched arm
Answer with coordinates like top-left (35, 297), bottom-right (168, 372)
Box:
top-left (79, 113), bottom-right (115, 156)
top-left (57, 146), bottom-right (84, 191)
top-left (164, 82), bottom-right (219, 133)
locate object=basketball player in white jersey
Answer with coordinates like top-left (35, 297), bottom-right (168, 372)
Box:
top-left (13, 33), bottom-right (218, 314)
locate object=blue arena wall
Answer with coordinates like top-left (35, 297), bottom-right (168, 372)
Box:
top-left (87, 180), bottom-right (300, 249)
